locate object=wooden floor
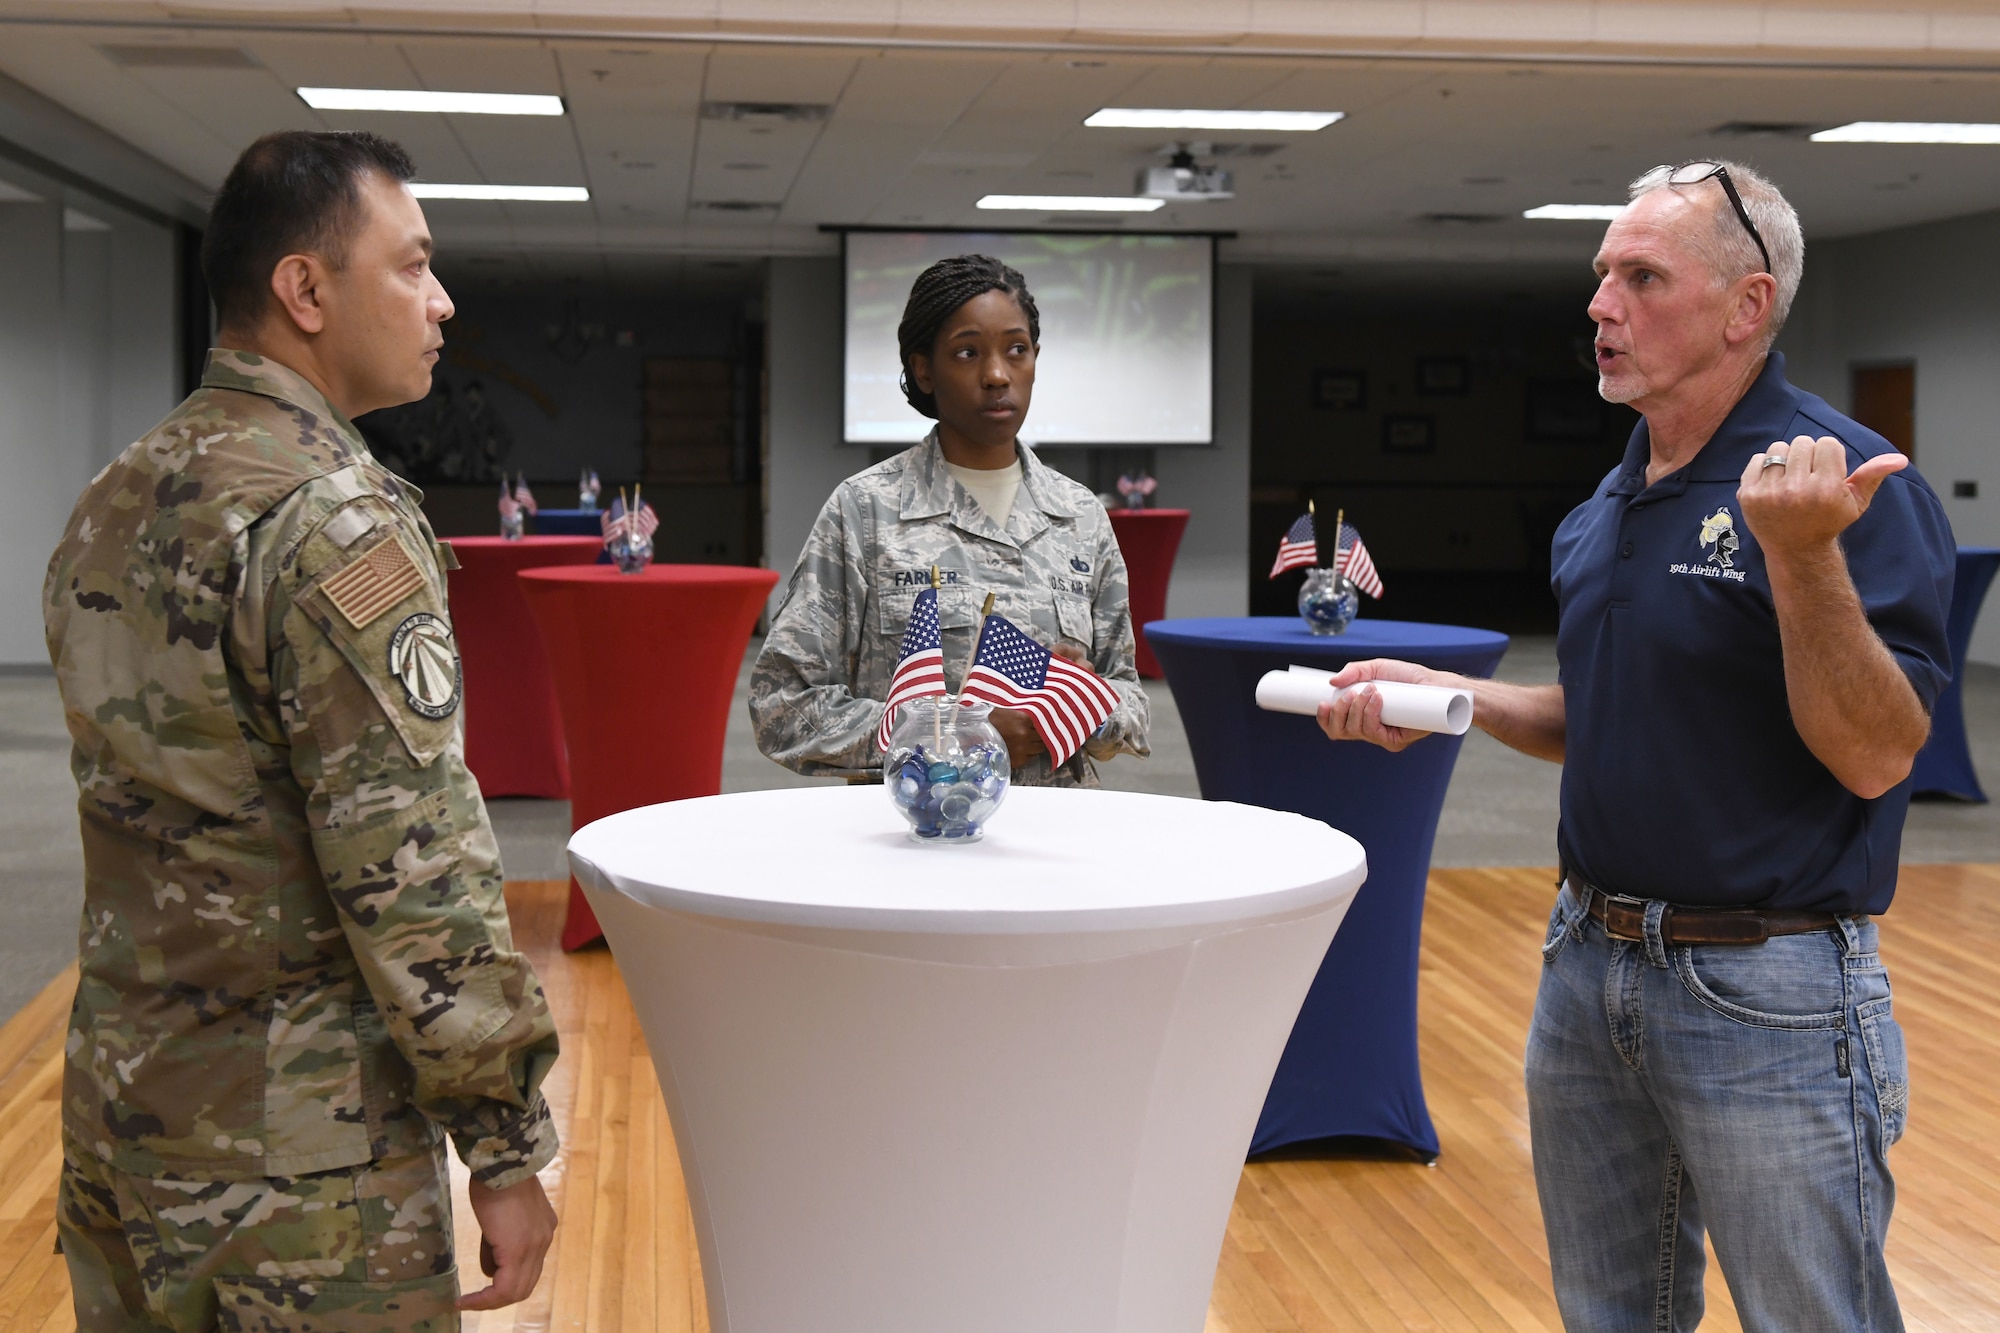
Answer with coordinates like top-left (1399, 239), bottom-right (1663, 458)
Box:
top-left (4, 867), bottom-right (1998, 1331)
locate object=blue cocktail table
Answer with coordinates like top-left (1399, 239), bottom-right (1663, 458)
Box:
top-left (1911, 547), bottom-right (2000, 802)
top-left (1145, 616), bottom-right (1511, 1158)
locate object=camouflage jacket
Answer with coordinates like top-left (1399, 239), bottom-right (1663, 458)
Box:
top-left (750, 432), bottom-right (1150, 784)
top-left (42, 350), bottom-right (558, 1190)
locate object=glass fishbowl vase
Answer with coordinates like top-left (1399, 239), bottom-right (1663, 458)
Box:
top-left (884, 696), bottom-right (1011, 845)
top-left (1298, 568), bottom-right (1359, 636)
top-left (608, 533), bottom-right (653, 574)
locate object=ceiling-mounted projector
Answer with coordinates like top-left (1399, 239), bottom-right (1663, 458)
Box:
top-left (1138, 146), bottom-right (1234, 201)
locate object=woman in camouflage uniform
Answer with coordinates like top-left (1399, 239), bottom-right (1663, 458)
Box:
top-left (751, 255), bottom-right (1150, 786)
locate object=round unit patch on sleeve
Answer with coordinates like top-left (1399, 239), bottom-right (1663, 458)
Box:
top-left (388, 613), bottom-right (462, 719)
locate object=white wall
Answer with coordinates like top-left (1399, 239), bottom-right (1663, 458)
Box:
top-left (0, 182), bottom-right (177, 665)
top-left (1154, 264), bottom-right (1251, 619)
top-left (1780, 209), bottom-right (2000, 664)
top-left (764, 257), bottom-right (863, 609)
top-left (762, 256), bottom-right (1251, 618)
top-left (0, 197), bottom-right (71, 666)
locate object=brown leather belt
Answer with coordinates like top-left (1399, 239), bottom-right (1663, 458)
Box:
top-left (1574, 883), bottom-right (1846, 946)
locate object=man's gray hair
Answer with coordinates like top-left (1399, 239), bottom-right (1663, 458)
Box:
top-left (1627, 160), bottom-right (1803, 346)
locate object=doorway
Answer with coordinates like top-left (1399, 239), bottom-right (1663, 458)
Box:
top-left (1850, 363), bottom-right (1915, 459)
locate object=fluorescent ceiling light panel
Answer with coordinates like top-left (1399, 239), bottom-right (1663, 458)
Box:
top-left (977, 194), bottom-right (1164, 212)
top-left (409, 184), bottom-right (589, 202)
top-left (299, 88), bottom-right (564, 116)
top-left (1085, 108), bottom-right (1343, 131)
top-left (1524, 204), bottom-right (1625, 220)
top-left (1811, 121), bottom-right (2000, 144)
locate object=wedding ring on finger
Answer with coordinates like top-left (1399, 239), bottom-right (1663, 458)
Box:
top-left (1761, 452), bottom-right (1789, 469)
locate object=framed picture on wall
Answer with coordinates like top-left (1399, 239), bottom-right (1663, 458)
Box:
top-left (1524, 378), bottom-right (1605, 443)
top-left (1415, 356), bottom-right (1469, 396)
top-left (1382, 414), bottom-right (1436, 454)
top-left (1312, 369), bottom-right (1367, 411)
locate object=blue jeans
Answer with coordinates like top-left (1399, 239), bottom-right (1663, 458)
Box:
top-left (1525, 883), bottom-right (1907, 1333)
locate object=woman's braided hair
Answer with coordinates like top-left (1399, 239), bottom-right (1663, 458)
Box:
top-left (896, 254), bottom-right (1041, 419)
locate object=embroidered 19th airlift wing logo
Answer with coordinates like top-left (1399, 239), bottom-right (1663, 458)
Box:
top-left (1698, 507), bottom-right (1740, 569)
top-left (387, 612), bottom-right (461, 719)
top-left (321, 534), bottom-right (427, 629)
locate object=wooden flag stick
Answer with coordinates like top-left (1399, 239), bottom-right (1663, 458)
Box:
top-left (1333, 507), bottom-right (1345, 577)
top-left (1308, 497), bottom-right (1320, 569)
top-left (931, 565), bottom-right (944, 745)
top-left (964, 591), bottom-right (997, 689)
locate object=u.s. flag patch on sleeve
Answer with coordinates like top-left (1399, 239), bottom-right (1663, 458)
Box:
top-left (320, 534), bottom-right (427, 629)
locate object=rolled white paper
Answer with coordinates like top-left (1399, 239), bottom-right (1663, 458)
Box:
top-left (1255, 668), bottom-right (1474, 735)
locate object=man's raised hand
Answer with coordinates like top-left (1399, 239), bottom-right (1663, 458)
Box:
top-left (1739, 434), bottom-right (1907, 558)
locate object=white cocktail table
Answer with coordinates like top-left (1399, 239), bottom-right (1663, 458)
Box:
top-left (568, 785), bottom-right (1367, 1333)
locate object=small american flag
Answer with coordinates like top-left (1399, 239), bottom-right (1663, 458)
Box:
top-left (599, 499), bottom-right (658, 543)
top-left (877, 585), bottom-right (948, 751)
top-left (960, 614), bottom-right (1119, 769)
top-left (1335, 521), bottom-right (1385, 599)
top-left (1269, 511), bottom-right (1317, 578)
top-left (512, 474), bottom-right (538, 516)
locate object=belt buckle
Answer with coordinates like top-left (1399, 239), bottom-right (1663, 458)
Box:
top-left (1600, 893), bottom-right (1648, 941)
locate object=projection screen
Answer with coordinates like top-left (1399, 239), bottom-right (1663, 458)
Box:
top-left (843, 231), bottom-right (1214, 446)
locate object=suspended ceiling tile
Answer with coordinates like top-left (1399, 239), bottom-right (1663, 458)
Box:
top-left (398, 40), bottom-right (565, 94)
top-left (893, 0), bottom-right (1081, 33)
top-left (690, 115), bottom-right (824, 204)
top-left (451, 114), bottom-right (589, 186)
top-left (1074, 0), bottom-right (1251, 35)
top-left (1757, 7), bottom-right (1932, 51)
top-left (119, 66), bottom-right (320, 158)
top-left (241, 35), bottom-right (414, 90)
top-left (719, 0), bottom-right (896, 26)
top-left (289, 111), bottom-right (477, 179)
top-left (1247, 0), bottom-right (1427, 41)
top-left (1589, 3), bottom-right (1764, 48)
top-left (700, 47), bottom-right (861, 104)
top-left (0, 33), bottom-right (242, 185)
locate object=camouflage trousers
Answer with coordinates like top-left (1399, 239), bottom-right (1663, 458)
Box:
top-left (58, 1137), bottom-right (460, 1332)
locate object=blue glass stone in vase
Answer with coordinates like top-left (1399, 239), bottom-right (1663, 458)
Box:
top-left (1298, 567), bottom-right (1359, 636)
top-left (883, 696), bottom-right (1010, 845)
top-left (609, 533), bottom-right (653, 574)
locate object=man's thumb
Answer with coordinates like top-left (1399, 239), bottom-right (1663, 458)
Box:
top-left (1846, 452), bottom-right (1908, 509)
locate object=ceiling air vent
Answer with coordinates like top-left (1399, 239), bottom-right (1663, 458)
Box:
top-left (1709, 121), bottom-right (1819, 139)
top-left (1421, 212), bottom-right (1504, 225)
top-left (700, 102), bottom-right (831, 123)
top-left (695, 201), bottom-right (780, 214)
top-left (101, 45), bottom-right (259, 69)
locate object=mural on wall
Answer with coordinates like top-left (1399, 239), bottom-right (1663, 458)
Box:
top-left (357, 373), bottom-right (517, 483)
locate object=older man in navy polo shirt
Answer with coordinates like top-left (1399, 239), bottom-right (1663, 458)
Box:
top-left (1319, 159), bottom-right (1953, 1332)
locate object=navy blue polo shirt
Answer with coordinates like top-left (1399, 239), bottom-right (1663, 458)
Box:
top-left (1553, 352), bottom-right (1955, 914)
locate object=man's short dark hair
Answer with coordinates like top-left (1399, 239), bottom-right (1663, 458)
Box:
top-left (202, 130), bottom-right (417, 330)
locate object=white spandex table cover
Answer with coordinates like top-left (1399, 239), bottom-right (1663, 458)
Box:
top-left (569, 785), bottom-right (1367, 1333)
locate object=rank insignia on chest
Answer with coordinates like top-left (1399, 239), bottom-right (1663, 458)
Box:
top-left (1070, 556), bottom-right (1090, 574)
top-left (322, 535), bottom-right (426, 628)
top-left (388, 613), bottom-right (461, 719)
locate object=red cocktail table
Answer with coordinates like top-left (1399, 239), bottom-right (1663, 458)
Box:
top-left (447, 537), bottom-right (603, 799)
top-left (1106, 508), bottom-right (1190, 679)
top-left (519, 563), bottom-right (780, 950)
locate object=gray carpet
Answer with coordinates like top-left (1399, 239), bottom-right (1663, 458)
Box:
top-left (6, 638), bottom-right (1999, 1027)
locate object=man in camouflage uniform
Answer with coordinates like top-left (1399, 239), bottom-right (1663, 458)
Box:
top-left (43, 131), bottom-right (557, 1331)
top-left (751, 427), bottom-right (1150, 784)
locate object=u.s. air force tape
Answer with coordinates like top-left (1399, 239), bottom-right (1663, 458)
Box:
top-left (387, 612), bottom-right (461, 719)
